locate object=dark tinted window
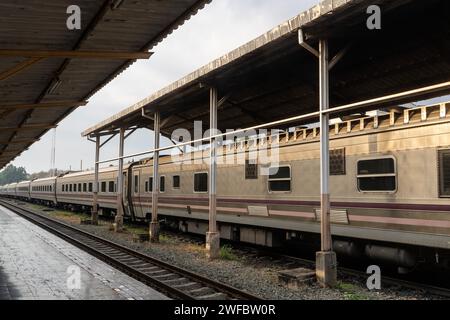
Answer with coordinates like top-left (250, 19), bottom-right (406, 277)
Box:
top-left (194, 173), bottom-right (208, 193)
top-left (149, 177), bottom-right (153, 192)
top-left (160, 176), bottom-right (165, 193)
top-left (268, 166), bottom-right (291, 192)
top-left (358, 177), bottom-right (396, 191)
top-left (268, 166), bottom-right (291, 179)
top-left (83, 183), bottom-right (87, 192)
top-left (101, 182), bottom-right (106, 192)
top-left (358, 158), bottom-right (395, 175)
top-left (173, 175), bottom-right (180, 189)
top-left (357, 158), bottom-right (396, 192)
top-left (439, 150), bottom-right (450, 197)
top-left (145, 181), bottom-right (148, 193)
top-left (108, 181), bottom-right (115, 193)
top-left (134, 175), bottom-right (139, 193)
top-left (88, 183), bottom-right (93, 192)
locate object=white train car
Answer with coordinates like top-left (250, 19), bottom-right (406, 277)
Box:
top-left (30, 177), bottom-right (57, 205)
top-left (56, 166), bottom-right (124, 213)
top-left (6, 183), bottom-right (17, 197)
top-left (16, 181), bottom-right (31, 200)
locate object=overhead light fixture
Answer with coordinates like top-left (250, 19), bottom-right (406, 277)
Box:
top-left (111, 0), bottom-right (125, 10)
top-left (47, 78), bottom-right (62, 95)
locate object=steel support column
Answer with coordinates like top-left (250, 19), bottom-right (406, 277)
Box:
top-left (206, 87), bottom-right (220, 259)
top-left (114, 127), bottom-right (125, 232)
top-left (91, 135), bottom-right (100, 225)
top-left (150, 111), bottom-right (160, 242)
top-left (316, 39), bottom-right (337, 287)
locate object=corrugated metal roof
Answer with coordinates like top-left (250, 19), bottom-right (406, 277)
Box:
top-left (0, 0), bottom-right (211, 169)
top-left (82, 0), bottom-right (450, 139)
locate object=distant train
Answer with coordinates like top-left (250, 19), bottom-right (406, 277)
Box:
top-left (2, 101), bottom-right (450, 272)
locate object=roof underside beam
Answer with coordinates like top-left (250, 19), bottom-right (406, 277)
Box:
top-left (0, 49), bottom-right (153, 60)
top-left (0, 124), bottom-right (56, 131)
top-left (0, 101), bottom-right (87, 110)
top-left (0, 138), bottom-right (39, 145)
top-left (0, 57), bottom-right (44, 81)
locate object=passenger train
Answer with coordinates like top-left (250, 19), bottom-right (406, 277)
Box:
top-left (2, 101), bottom-right (450, 271)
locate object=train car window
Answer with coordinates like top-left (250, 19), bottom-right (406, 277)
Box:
top-left (108, 181), bottom-right (115, 193)
top-left (149, 177), bottom-right (153, 192)
top-left (89, 183), bottom-right (93, 192)
top-left (438, 150), bottom-right (450, 197)
top-left (101, 182), bottom-right (107, 193)
top-left (78, 183), bottom-right (81, 192)
top-left (194, 173), bottom-right (208, 193)
top-left (83, 183), bottom-right (87, 192)
top-left (245, 160), bottom-right (258, 179)
top-left (330, 148), bottom-right (346, 175)
top-left (173, 175), bottom-right (180, 189)
top-left (160, 176), bottom-right (165, 193)
top-left (134, 175), bottom-right (139, 194)
top-left (69, 184), bottom-right (72, 192)
top-left (357, 157), bottom-right (396, 192)
top-left (145, 181), bottom-right (148, 193)
top-left (50, 185), bottom-right (52, 192)
top-left (268, 166), bottom-right (291, 192)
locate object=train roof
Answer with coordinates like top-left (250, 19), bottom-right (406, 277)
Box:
top-left (32, 177), bottom-right (57, 183)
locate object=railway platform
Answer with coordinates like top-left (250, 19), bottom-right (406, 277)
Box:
top-left (0, 204), bottom-right (168, 300)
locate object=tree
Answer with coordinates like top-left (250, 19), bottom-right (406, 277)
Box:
top-left (0, 165), bottom-right (28, 185)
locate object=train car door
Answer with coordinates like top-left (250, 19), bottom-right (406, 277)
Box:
top-left (122, 171), bottom-right (132, 218)
top-left (132, 168), bottom-right (144, 219)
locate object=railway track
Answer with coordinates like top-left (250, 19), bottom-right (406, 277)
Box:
top-left (0, 199), bottom-right (261, 300)
top-left (161, 230), bottom-right (450, 299)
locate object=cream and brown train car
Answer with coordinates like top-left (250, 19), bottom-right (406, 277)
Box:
top-left (128, 102), bottom-right (450, 268)
top-left (55, 165), bottom-right (132, 213)
top-left (30, 177), bottom-right (57, 205)
top-left (16, 181), bottom-right (31, 200)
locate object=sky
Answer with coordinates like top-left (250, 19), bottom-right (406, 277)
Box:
top-left (8, 0), bottom-right (319, 174)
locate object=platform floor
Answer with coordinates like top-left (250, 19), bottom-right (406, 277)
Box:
top-left (0, 204), bottom-right (168, 300)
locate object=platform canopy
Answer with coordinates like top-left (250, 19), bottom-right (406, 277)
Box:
top-left (83, 0), bottom-right (450, 139)
top-left (0, 0), bottom-right (210, 169)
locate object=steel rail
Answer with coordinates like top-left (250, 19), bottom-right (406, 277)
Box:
top-left (0, 199), bottom-right (261, 301)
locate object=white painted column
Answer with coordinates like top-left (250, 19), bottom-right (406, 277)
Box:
top-left (316, 39), bottom-right (337, 287)
top-left (114, 127), bottom-right (125, 232)
top-left (206, 87), bottom-right (220, 259)
top-left (150, 111), bottom-right (160, 242)
top-left (91, 135), bottom-right (100, 225)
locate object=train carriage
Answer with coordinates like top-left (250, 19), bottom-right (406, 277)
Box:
top-left (56, 166), bottom-right (125, 213)
top-left (16, 181), bottom-right (31, 200)
top-left (6, 183), bottom-right (17, 197)
top-left (30, 177), bottom-right (57, 205)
